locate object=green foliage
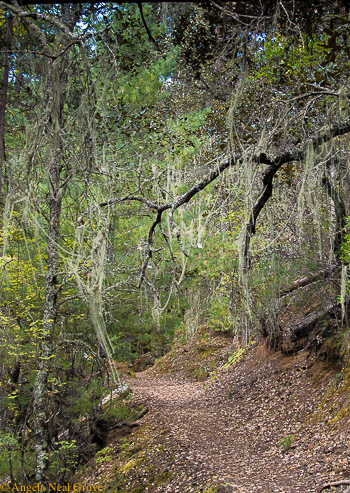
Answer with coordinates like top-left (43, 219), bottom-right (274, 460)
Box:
top-left (49, 440), bottom-right (79, 482)
top-left (250, 33), bottom-right (325, 85)
top-left (207, 297), bottom-right (233, 333)
top-left (215, 343), bottom-right (255, 377)
top-left (120, 440), bottom-right (131, 452)
top-left (194, 366), bottom-right (206, 378)
top-left (279, 435), bottom-right (295, 451)
top-left (341, 217), bottom-right (350, 268)
top-left (95, 446), bottom-right (113, 465)
top-left (102, 403), bottom-right (133, 424)
top-left (0, 431), bottom-right (18, 462)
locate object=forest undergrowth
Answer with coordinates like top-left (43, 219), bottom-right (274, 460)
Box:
top-left (73, 324), bottom-right (350, 493)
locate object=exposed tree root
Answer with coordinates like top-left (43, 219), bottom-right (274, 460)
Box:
top-left (319, 479), bottom-right (350, 492)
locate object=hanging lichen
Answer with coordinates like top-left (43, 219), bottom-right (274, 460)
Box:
top-left (227, 66), bottom-right (248, 154)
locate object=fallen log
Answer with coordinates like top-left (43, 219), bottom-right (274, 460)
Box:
top-left (261, 300), bottom-right (341, 353)
top-left (279, 264), bottom-right (339, 298)
top-left (289, 302), bottom-right (339, 340)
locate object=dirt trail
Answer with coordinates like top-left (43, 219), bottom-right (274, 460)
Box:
top-left (128, 344), bottom-right (350, 493)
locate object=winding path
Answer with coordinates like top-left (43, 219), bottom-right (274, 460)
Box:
top-left (129, 368), bottom-right (333, 493)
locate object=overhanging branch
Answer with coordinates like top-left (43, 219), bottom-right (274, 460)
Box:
top-left (108, 119), bottom-right (350, 285)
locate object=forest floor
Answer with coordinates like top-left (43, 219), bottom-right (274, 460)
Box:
top-left (76, 328), bottom-right (350, 493)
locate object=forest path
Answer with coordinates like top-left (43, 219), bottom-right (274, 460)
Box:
top-left (129, 369), bottom-right (327, 493)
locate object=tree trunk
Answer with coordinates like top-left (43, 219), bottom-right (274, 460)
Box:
top-left (0, 13), bottom-right (13, 199)
top-left (32, 175), bottom-right (62, 482)
top-left (32, 53), bottom-right (64, 482)
top-left (322, 173), bottom-right (347, 261)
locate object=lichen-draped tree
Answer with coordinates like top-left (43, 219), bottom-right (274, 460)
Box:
top-left (7, 1), bottom-right (346, 349)
top-left (0, 2), bottom-right (175, 481)
top-left (31, 48), bottom-right (72, 480)
top-left (25, 19), bottom-right (81, 483)
top-left (0, 3), bottom-right (98, 480)
top-left (98, 2), bottom-right (350, 343)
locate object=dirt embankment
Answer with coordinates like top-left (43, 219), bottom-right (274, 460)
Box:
top-left (76, 329), bottom-right (350, 493)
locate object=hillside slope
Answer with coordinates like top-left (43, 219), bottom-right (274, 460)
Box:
top-left (75, 329), bottom-right (350, 493)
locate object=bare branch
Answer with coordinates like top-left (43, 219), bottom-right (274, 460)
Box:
top-left (159, 223), bottom-right (178, 268)
top-left (138, 211), bottom-right (163, 287)
top-left (169, 206), bottom-right (189, 258)
top-left (143, 278), bottom-right (160, 309)
top-left (0, 40), bottom-right (81, 59)
top-left (100, 194), bottom-right (162, 211)
top-left (0, 2), bottom-right (74, 38)
top-left (136, 1), bottom-right (161, 52)
top-left (57, 295), bottom-right (81, 307)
